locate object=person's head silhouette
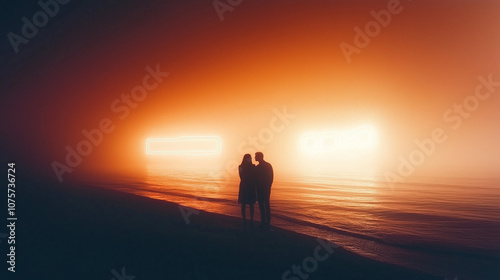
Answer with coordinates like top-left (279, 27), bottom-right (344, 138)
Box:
top-left (255, 152), bottom-right (264, 163)
top-left (241, 154), bottom-right (252, 165)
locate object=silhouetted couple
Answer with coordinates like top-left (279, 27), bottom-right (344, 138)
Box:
top-left (238, 152), bottom-right (273, 230)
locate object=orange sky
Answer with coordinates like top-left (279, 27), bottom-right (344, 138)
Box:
top-left (2, 0), bottom-right (500, 182)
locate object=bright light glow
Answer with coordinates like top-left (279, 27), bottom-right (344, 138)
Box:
top-left (146, 136), bottom-right (222, 155)
top-left (300, 125), bottom-right (377, 155)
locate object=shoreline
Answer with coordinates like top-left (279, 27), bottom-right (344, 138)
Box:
top-left (14, 178), bottom-right (444, 280)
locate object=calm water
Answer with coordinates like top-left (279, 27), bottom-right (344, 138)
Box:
top-left (89, 167), bottom-right (500, 280)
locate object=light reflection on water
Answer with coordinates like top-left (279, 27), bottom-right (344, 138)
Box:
top-left (97, 165), bottom-right (500, 279)
top-left (141, 165), bottom-right (500, 247)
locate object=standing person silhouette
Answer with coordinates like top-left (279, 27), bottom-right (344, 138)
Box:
top-left (238, 154), bottom-right (257, 229)
top-left (255, 152), bottom-right (273, 229)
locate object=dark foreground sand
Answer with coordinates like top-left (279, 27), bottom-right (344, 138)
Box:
top-left (11, 178), bottom-right (443, 280)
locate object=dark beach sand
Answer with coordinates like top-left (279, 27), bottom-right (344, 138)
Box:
top-left (12, 178), bottom-right (443, 280)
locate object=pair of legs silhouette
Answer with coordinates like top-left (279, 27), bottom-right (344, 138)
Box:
top-left (241, 199), bottom-right (270, 230)
top-left (258, 193), bottom-right (271, 229)
top-left (241, 204), bottom-right (254, 229)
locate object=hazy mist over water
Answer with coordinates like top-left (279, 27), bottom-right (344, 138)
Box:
top-left (2, 1), bottom-right (500, 280)
top-left (86, 168), bottom-right (500, 279)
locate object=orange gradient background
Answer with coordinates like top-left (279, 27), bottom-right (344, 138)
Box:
top-left (1, 0), bottom-right (500, 182)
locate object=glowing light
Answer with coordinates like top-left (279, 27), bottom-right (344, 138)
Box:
top-left (146, 136), bottom-right (222, 155)
top-left (300, 126), bottom-right (377, 155)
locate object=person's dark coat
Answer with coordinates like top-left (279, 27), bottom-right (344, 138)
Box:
top-left (238, 163), bottom-right (257, 204)
top-left (256, 161), bottom-right (273, 199)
